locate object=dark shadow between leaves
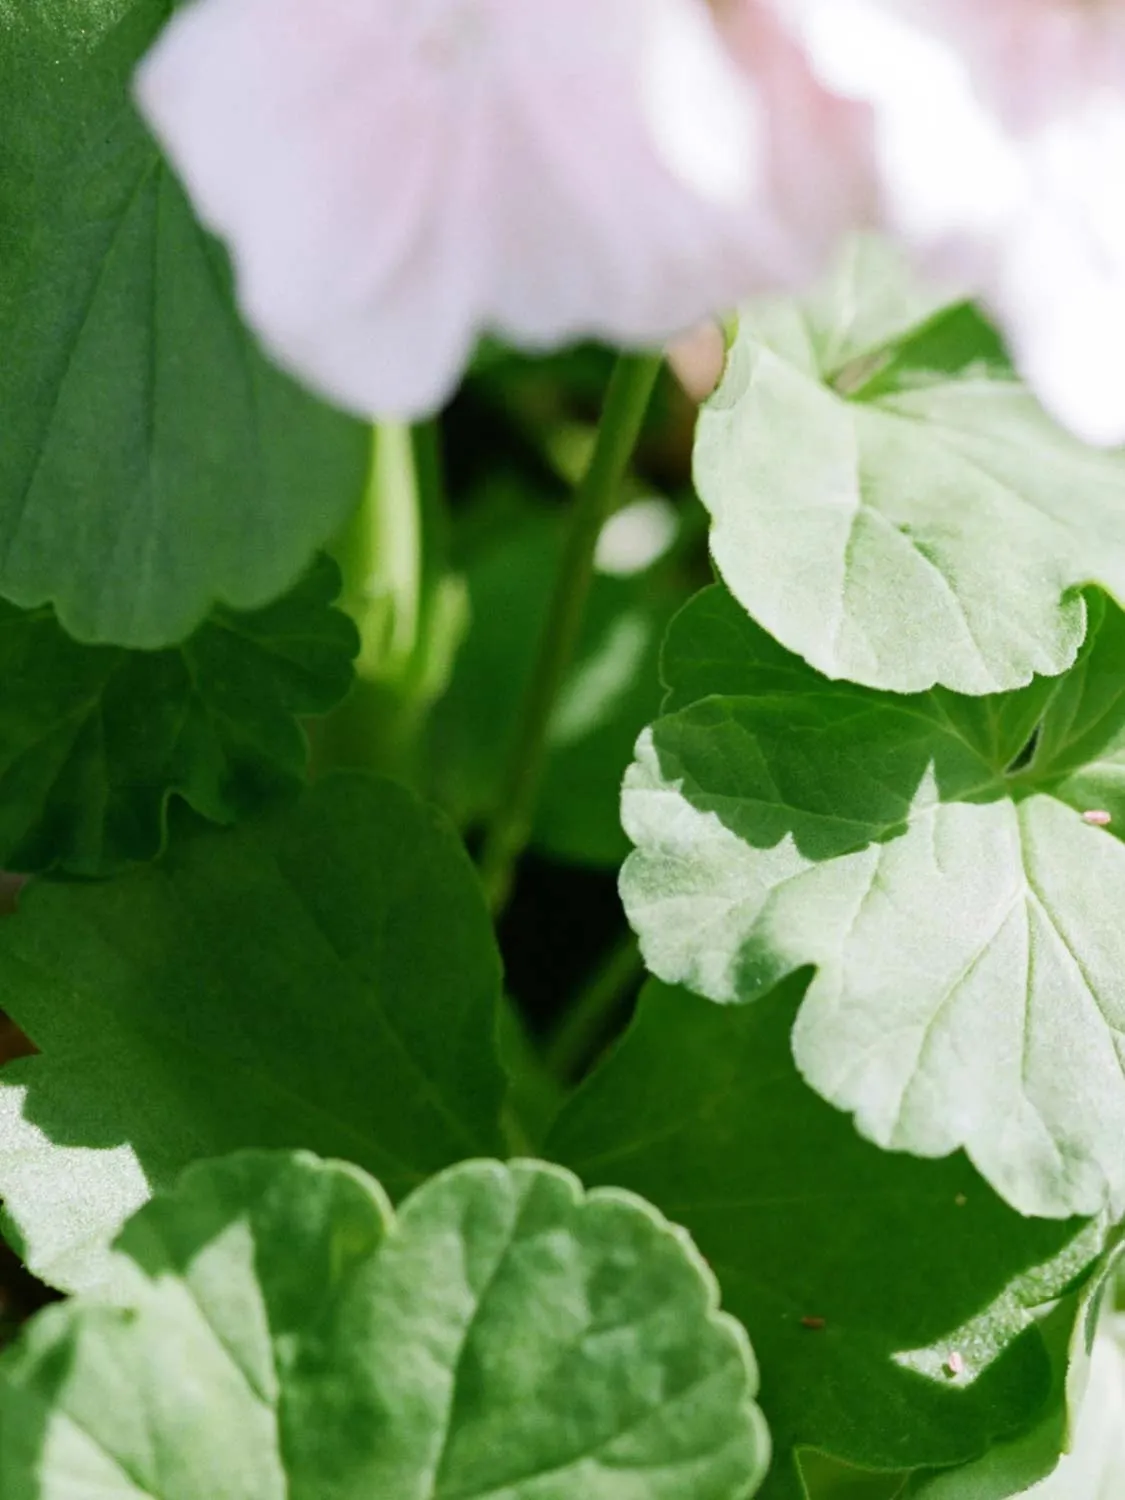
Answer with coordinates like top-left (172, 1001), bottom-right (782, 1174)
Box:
top-left (548, 976), bottom-right (1096, 1485)
top-left (0, 777), bottom-right (508, 1289)
top-left (647, 687), bottom-right (1009, 870)
top-left (0, 1310), bottom-right (72, 1489)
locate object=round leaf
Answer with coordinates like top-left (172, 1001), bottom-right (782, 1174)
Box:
top-left (621, 585), bottom-right (1125, 1218)
top-left (0, 1151), bottom-right (771, 1500)
top-left (693, 239), bottom-right (1125, 694)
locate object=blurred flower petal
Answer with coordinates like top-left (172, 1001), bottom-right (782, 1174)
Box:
top-left (717, 0), bottom-right (877, 261)
top-left (137, 0), bottom-right (848, 419)
top-left (791, 0), bottom-right (1125, 445)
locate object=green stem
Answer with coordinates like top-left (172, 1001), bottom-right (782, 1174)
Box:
top-left (319, 418), bottom-right (461, 780)
top-left (543, 934), bottom-right (644, 1085)
top-left (345, 419), bottom-right (447, 683)
top-left (333, 422), bottom-right (421, 683)
top-left (479, 352), bottom-right (662, 911)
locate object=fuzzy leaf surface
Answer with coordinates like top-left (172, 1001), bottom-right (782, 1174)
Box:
top-left (548, 979), bottom-right (1101, 1500)
top-left (694, 238), bottom-right (1125, 693)
top-left (622, 585), bottom-right (1125, 1218)
top-left (0, 776), bottom-right (506, 1294)
top-left (0, 556), bottom-right (357, 874)
top-left (912, 1319), bottom-right (1125, 1498)
top-left (0, 0), bottom-right (368, 645)
top-left (0, 1151), bottom-right (770, 1500)
top-left (905, 1243), bottom-right (1121, 1498)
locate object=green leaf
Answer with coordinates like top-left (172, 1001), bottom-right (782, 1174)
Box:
top-left (497, 995), bottom-right (568, 1156)
top-left (904, 1240), bottom-right (1120, 1498)
top-left (1017, 1317), bottom-right (1125, 1498)
top-left (621, 584), bottom-right (1125, 1218)
top-left (0, 0), bottom-right (368, 646)
top-left (0, 775), bottom-right (507, 1294)
top-left (798, 1455), bottom-right (909, 1500)
top-left (911, 1317), bottom-right (1125, 1498)
top-left (693, 236), bottom-right (1125, 693)
top-left (427, 512), bottom-right (676, 866)
top-left (0, 1150), bottom-right (771, 1500)
top-left (547, 977), bottom-right (1104, 1500)
top-left (0, 555), bottom-right (357, 875)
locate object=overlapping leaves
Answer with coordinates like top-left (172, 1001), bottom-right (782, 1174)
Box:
top-left (548, 978), bottom-right (1105, 1500)
top-left (1020, 1318), bottom-right (1125, 1498)
top-left (621, 584), bottom-right (1125, 1218)
top-left (0, 775), bottom-right (507, 1294)
top-left (905, 1246), bottom-right (1122, 1497)
top-left (695, 237), bottom-right (1125, 694)
top-left (0, 1149), bottom-right (770, 1498)
top-left (0, 0), bottom-right (368, 646)
top-left (0, 1151), bottom-right (770, 1500)
top-left (0, 555), bottom-right (357, 874)
top-left (426, 511), bottom-right (676, 866)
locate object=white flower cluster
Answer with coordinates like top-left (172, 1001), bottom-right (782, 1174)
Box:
top-left (137, 0), bottom-right (1125, 443)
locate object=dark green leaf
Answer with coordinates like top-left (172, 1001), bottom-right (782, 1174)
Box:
top-left (0, 555), bottom-right (357, 874)
top-left (1016, 1318), bottom-right (1125, 1497)
top-left (0, 775), bottom-right (506, 1293)
top-left (909, 1293), bottom-right (1125, 1498)
top-left (548, 978), bottom-right (1103, 1498)
top-left (0, 0), bottom-right (368, 646)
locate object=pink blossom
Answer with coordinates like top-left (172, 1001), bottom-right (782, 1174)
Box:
top-left (715, 0), bottom-right (876, 267)
top-left (136, 0), bottom-right (854, 420)
top-left (790, 0), bottom-right (1125, 445)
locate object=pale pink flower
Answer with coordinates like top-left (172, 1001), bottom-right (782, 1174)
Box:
top-left (715, 0), bottom-right (876, 265)
top-left (789, 0), bottom-right (1125, 446)
top-left (136, 0), bottom-right (856, 420)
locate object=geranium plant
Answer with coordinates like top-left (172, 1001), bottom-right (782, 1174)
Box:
top-left (2, 2), bottom-right (1125, 1496)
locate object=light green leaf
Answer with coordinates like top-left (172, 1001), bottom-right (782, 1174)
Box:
top-left (0, 776), bottom-right (506, 1295)
top-left (0, 555), bottom-right (357, 875)
top-left (1018, 1317), bottom-right (1125, 1498)
top-left (0, 0), bottom-right (368, 646)
top-left (621, 584), bottom-right (1125, 1218)
top-left (693, 237), bottom-right (1125, 693)
top-left (905, 1243), bottom-right (1121, 1498)
top-left (0, 1151), bottom-right (771, 1500)
top-left (547, 978), bottom-right (1103, 1499)
top-left (426, 513), bottom-right (675, 866)
top-left (914, 1318), bottom-right (1125, 1499)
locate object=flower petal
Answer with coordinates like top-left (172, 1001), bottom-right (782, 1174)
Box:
top-left (791, 0), bottom-right (1125, 444)
top-left (137, 0), bottom-right (825, 418)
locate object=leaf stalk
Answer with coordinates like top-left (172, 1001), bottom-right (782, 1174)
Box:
top-left (480, 351), bottom-right (662, 911)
